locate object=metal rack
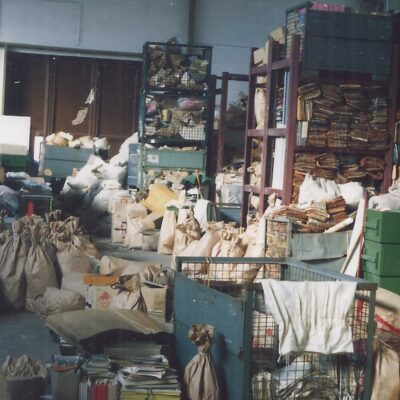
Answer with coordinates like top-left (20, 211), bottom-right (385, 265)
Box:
top-left (240, 35), bottom-right (300, 225)
top-left (138, 42), bottom-right (213, 188)
top-left (174, 257), bottom-right (377, 400)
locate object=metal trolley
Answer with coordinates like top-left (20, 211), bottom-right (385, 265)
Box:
top-left (174, 257), bottom-right (377, 400)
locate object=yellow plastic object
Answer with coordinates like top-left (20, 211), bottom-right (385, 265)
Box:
top-left (140, 184), bottom-right (179, 216)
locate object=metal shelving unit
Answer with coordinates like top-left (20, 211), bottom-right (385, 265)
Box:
top-left (138, 42), bottom-right (213, 188)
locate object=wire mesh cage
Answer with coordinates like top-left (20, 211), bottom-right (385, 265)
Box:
top-left (143, 42), bottom-right (212, 92)
top-left (175, 257), bottom-right (377, 400)
top-left (140, 93), bottom-right (207, 142)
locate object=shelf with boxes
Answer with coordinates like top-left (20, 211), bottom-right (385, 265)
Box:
top-left (139, 42), bottom-right (213, 189)
top-left (240, 4), bottom-right (398, 223)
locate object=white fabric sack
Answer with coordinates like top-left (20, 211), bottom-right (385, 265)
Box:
top-left (254, 88), bottom-right (266, 129)
top-left (61, 272), bottom-right (88, 298)
top-left (338, 182), bottom-right (364, 209)
top-left (98, 164), bottom-right (126, 184)
top-left (110, 132), bottom-right (138, 166)
top-left (91, 188), bottom-right (121, 214)
top-left (261, 280), bottom-right (357, 357)
top-left (368, 191), bottom-right (400, 211)
top-left (193, 199), bottom-right (211, 233)
top-left (298, 174), bottom-right (341, 205)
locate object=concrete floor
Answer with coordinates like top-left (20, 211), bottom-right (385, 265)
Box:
top-left (0, 237), bottom-right (172, 398)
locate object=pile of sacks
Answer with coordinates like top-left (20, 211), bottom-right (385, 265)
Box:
top-left (0, 212), bottom-right (99, 317)
top-left (60, 133), bottom-right (139, 234)
top-left (46, 131), bottom-right (109, 151)
top-left (157, 205), bottom-right (268, 283)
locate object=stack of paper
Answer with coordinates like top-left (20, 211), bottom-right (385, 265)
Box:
top-left (117, 355), bottom-right (181, 400)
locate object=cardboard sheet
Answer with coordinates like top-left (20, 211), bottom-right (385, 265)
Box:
top-left (46, 309), bottom-right (170, 345)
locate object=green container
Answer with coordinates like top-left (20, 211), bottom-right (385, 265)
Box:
top-left (142, 148), bottom-right (206, 170)
top-left (364, 209), bottom-right (400, 244)
top-left (40, 145), bottom-right (94, 178)
top-left (362, 239), bottom-right (400, 276)
top-left (363, 271), bottom-right (400, 295)
top-left (0, 154), bottom-right (28, 170)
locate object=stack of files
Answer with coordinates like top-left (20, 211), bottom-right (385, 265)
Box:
top-left (117, 355), bottom-right (181, 400)
top-left (79, 376), bottom-right (118, 400)
top-left (82, 354), bottom-right (113, 378)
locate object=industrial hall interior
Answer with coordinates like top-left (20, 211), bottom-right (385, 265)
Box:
top-left (0, 0), bottom-right (400, 399)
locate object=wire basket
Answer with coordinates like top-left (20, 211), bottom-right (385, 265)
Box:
top-left (175, 257), bottom-right (377, 400)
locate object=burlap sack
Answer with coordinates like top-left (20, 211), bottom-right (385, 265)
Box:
top-left (181, 223), bottom-right (222, 275)
top-left (56, 241), bottom-right (92, 275)
top-left (208, 229), bottom-right (246, 281)
top-left (0, 221), bottom-right (30, 310)
top-left (110, 274), bottom-right (147, 312)
top-left (371, 340), bottom-right (400, 400)
top-left (35, 287), bottom-right (85, 317)
top-left (237, 216), bottom-right (266, 283)
top-left (25, 224), bottom-right (59, 313)
top-left (99, 256), bottom-right (163, 283)
top-left (184, 324), bottom-right (220, 400)
top-left (173, 208), bottom-right (201, 257)
top-left (124, 213), bottom-right (160, 249)
top-left (157, 209), bottom-right (177, 254)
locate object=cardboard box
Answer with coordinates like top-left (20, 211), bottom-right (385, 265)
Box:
top-left (109, 195), bottom-right (134, 243)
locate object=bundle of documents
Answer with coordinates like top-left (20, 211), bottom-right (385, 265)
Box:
top-left (82, 354), bottom-right (113, 377)
top-left (117, 355), bottom-right (181, 400)
top-left (296, 82), bottom-right (389, 155)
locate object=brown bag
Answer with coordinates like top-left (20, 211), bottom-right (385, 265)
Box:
top-left (0, 221), bottom-right (30, 310)
top-left (110, 274), bottom-right (147, 312)
top-left (182, 223), bottom-right (222, 275)
top-left (25, 224), bottom-right (59, 313)
top-left (35, 287), bottom-right (85, 317)
top-left (184, 324), bottom-right (220, 400)
top-left (157, 209), bottom-right (177, 254)
top-left (371, 340), bottom-right (400, 400)
top-left (173, 208), bottom-right (201, 257)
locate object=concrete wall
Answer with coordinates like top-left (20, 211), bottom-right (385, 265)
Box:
top-left (193, 0), bottom-right (360, 76)
top-left (0, 0), bottom-right (190, 55)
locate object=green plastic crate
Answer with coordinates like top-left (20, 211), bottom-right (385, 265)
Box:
top-left (362, 239), bottom-right (400, 276)
top-left (364, 209), bottom-right (400, 244)
top-left (142, 148), bottom-right (206, 170)
top-left (0, 154), bottom-right (27, 170)
top-left (363, 271), bottom-right (400, 295)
